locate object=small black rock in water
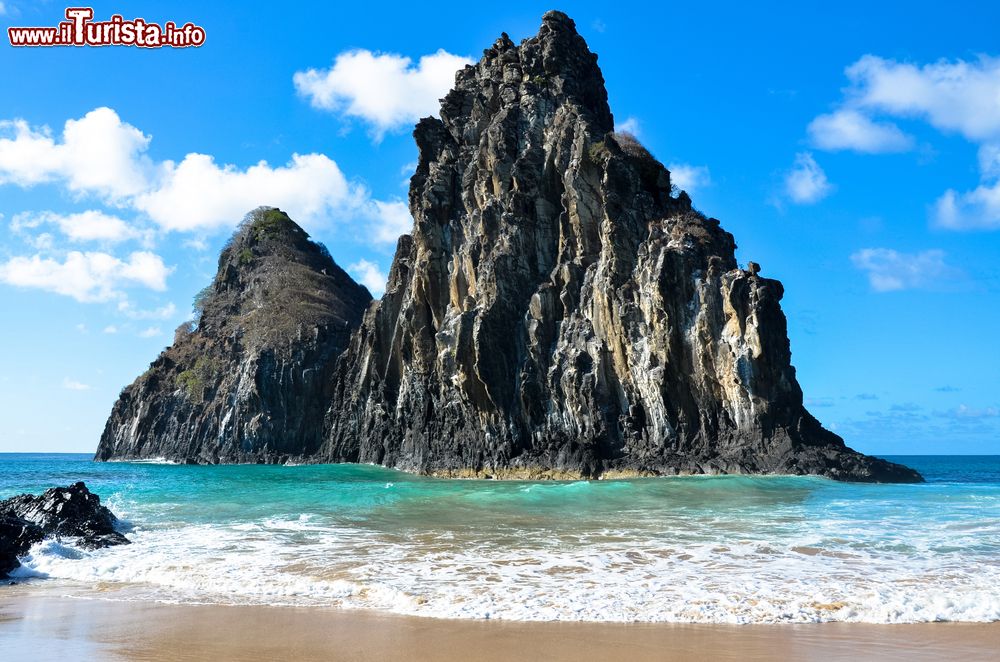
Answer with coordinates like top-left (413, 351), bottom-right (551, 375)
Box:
top-left (0, 482), bottom-right (129, 578)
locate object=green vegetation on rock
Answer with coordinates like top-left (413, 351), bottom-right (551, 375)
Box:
top-left (176, 356), bottom-right (221, 401)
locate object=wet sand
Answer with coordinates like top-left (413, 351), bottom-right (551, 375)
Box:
top-left (1, 585), bottom-right (997, 661)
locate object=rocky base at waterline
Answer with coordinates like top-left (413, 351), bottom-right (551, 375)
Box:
top-left (0, 482), bottom-right (128, 577)
top-left (95, 12), bottom-right (921, 484)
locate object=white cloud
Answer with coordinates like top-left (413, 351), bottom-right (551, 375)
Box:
top-left (850, 248), bottom-right (960, 292)
top-left (12, 209), bottom-right (140, 243)
top-left (668, 163), bottom-right (711, 193)
top-left (348, 259), bottom-right (387, 296)
top-left (616, 116), bottom-right (641, 136)
top-left (118, 301), bottom-right (177, 320)
top-left (0, 108), bottom-right (383, 237)
top-left (29, 232), bottom-right (54, 250)
top-left (103, 325), bottom-right (118, 334)
top-left (784, 152), bottom-right (832, 204)
top-left (62, 378), bottom-right (91, 391)
top-left (932, 141), bottom-right (1000, 230)
top-left (978, 143), bottom-right (1000, 179)
top-left (933, 183), bottom-right (1000, 230)
top-left (138, 326), bottom-right (162, 338)
top-left (0, 107), bottom-right (152, 200)
top-left (0, 250), bottom-right (171, 302)
top-left (845, 55), bottom-right (1000, 142)
top-left (399, 161), bottom-right (417, 188)
top-left (369, 200), bottom-right (412, 244)
top-left (293, 49), bottom-right (472, 137)
top-left (808, 109), bottom-right (913, 153)
top-left (953, 404), bottom-right (999, 419)
top-left (134, 152), bottom-right (362, 233)
top-left (811, 55), bottom-right (1000, 230)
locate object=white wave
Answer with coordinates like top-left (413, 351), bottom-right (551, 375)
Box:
top-left (11, 511), bottom-right (1000, 624)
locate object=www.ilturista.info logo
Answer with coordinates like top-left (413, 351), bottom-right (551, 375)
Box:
top-left (8, 7), bottom-right (206, 48)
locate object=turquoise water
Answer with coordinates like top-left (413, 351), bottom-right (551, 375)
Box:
top-left (1, 454), bottom-right (998, 623)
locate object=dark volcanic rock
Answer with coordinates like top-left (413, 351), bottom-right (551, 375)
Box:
top-left (95, 207), bottom-right (372, 464)
top-left (0, 482), bottom-right (127, 577)
top-left (321, 12), bottom-right (920, 483)
top-left (97, 13), bottom-right (920, 483)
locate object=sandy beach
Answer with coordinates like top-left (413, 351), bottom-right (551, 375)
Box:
top-left (1, 584), bottom-right (997, 661)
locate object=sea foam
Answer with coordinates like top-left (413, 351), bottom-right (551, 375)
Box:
top-left (6, 457), bottom-right (999, 624)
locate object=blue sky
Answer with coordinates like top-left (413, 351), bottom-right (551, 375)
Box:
top-left (0, 1), bottom-right (997, 455)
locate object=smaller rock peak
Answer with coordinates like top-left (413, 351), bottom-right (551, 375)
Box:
top-left (218, 207), bottom-right (325, 277)
top-left (231, 207), bottom-right (306, 247)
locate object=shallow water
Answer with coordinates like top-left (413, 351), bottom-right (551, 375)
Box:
top-left (2, 453), bottom-right (998, 623)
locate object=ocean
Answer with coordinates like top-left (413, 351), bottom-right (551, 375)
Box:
top-left (1, 453), bottom-right (998, 624)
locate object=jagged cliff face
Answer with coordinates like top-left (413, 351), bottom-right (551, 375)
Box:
top-left (322, 12), bottom-right (919, 482)
top-left (95, 208), bottom-right (371, 463)
top-left (97, 13), bottom-right (920, 482)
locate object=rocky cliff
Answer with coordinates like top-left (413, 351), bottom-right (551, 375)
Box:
top-left (95, 208), bottom-right (371, 463)
top-left (321, 11), bottom-right (919, 482)
top-left (97, 12), bottom-right (920, 482)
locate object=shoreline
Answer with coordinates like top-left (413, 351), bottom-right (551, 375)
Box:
top-left (2, 584), bottom-right (998, 661)
top-left (91, 456), bottom-right (921, 483)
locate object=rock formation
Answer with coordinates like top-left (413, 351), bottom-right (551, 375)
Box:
top-left (95, 208), bottom-right (371, 463)
top-left (97, 12), bottom-right (921, 482)
top-left (321, 11), bottom-right (919, 482)
top-left (1, 482), bottom-right (128, 577)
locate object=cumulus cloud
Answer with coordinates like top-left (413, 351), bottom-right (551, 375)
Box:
top-left (293, 49), bottom-right (472, 137)
top-left (62, 378), bottom-right (91, 391)
top-left (103, 325), bottom-right (118, 334)
top-left (668, 163), bottom-right (711, 193)
top-left (0, 108), bottom-right (380, 237)
top-left (348, 259), bottom-right (387, 296)
top-left (0, 250), bottom-right (171, 302)
top-left (134, 152), bottom-right (362, 233)
top-left (11, 210), bottom-right (140, 243)
top-left (810, 54), bottom-right (1000, 230)
top-left (138, 326), bottom-right (162, 338)
top-left (784, 152), bottom-right (832, 204)
top-left (850, 248), bottom-right (961, 292)
top-left (933, 180), bottom-right (1000, 230)
top-left (369, 200), bottom-right (413, 244)
top-left (0, 107), bottom-right (153, 200)
top-left (808, 109), bottom-right (913, 153)
top-left (845, 55), bottom-right (1000, 142)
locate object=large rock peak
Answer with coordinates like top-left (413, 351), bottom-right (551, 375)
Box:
top-left (433, 10), bottom-right (613, 143)
top-left (323, 14), bottom-right (920, 482)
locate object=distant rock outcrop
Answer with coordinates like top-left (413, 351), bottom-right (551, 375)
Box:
top-left (97, 13), bottom-right (921, 483)
top-left (95, 208), bottom-right (371, 463)
top-left (0, 482), bottom-right (128, 577)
